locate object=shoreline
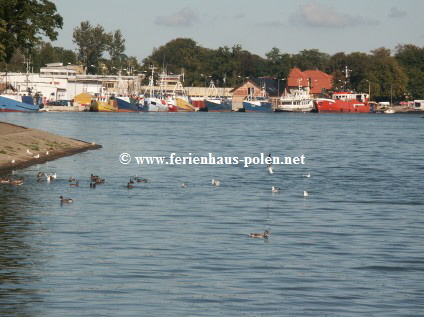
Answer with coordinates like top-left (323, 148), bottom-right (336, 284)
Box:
top-left (0, 121), bottom-right (101, 174)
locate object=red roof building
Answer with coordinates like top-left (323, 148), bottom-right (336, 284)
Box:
top-left (286, 68), bottom-right (333, 96)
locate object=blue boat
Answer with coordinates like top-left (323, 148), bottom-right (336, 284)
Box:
top-left (204, 98), bottom-right (232, 112)
top-left (243, 98), bottom-right (273, 113)
top-left (116, 96), bottom-right (140, 112)
top-left (0, 94), bottom-right (39, 112)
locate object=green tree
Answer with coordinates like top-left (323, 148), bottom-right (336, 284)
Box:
top-left (0, 0), bottom-right (63, 62)
top-left (293, 49), bottom-right (330, 71)
top-left (395, 44), bottom-right (424, 99)
top-left (265, 47), bottom-right (291, 80)
top-left (107, 30), bottom-right (126, 73)
top-left (73, 21), bottom-right (111, 74)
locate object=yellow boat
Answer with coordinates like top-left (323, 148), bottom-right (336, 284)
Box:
top-left (91, 97), bottom-right (118, 112)
top-left (176, 97), bottom-right (195, 112)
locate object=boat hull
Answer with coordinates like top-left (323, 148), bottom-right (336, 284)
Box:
top-left (116, 97), bottom-right (140, 112)
top-left (204, 99), bottom-right (232, 112)
top-left (141, 98), bottom-right (169, 112)
top-left (243, 101), bottom-right (272, 113)
top-left (176, 98), bottom-right (195, 112)
top-left (91, 99), bottom-right (118, 112)
top-left (315, 99), bottom-right (370, 113)
top-left (0, 95), bottom-right (39, 112)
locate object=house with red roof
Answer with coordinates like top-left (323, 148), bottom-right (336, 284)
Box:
top-left (286, 68), bottom-right (332, 97)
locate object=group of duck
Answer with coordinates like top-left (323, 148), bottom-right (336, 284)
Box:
top-left (0, 176), bottom-right (24, 186)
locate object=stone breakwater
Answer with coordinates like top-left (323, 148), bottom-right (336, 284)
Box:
top-left (0, 122), bottom-right (101, 173)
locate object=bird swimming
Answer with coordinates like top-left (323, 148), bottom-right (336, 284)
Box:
top-left (212, 179), bottom-right (221, 186)
top-left (127, 182), bottom-right (134, 189)
top-left (70, 182), bottom-right (79, 187)
top-left (60, 196), bottom-right (73, 203)
top-left (271, 186), bottom-right (280, 193)
top-left (181, 182), bottom-right (187, 188)
top-left (304, 191), bottom-right (309, 197)
top-left (303, 173), bottom-right (311, 178)
top-left (249, 229), bottom-right (270, 239)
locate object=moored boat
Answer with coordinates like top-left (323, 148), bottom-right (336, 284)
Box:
top-left (116, 96), bottom-right (140, 112)
top-left (204, 98), bottom-right (232, 112)
top-left (276, 88), bottom-right (314, 112)
top-left (91, 96), bottom-right (118, 112)
top-left (314, 92), bottom-right (371, 113)
top-left (0, 94), bottom-right (39, 112)
top-left (176, 97), bottom-right (195, 112)
top-left (243, 98), bottom-right (273, 112)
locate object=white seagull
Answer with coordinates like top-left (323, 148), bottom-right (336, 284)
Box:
top-left (26, 149), bottom-right (33, 155)
top-left (212, 179), bottom-right (221, 186)
top-left (304, 191), bottom-right (309, 197)
top-left (271, 186), bottom-right (280, 193)
top-left (33, 154), bottom-right (40, 159)
top-left (303, 173), bottom-right (311, 178)
top-left (267, 153), bottom-right (274, 174)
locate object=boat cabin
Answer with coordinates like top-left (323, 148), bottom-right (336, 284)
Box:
top-left (332, 92), bottom-right (369, 102)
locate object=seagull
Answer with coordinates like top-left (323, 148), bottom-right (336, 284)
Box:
top-left (267, 153), bottom-right (274, 174)
top-left (26, 149), bottom-right (33, 155)
top-left (46, 173), bottom-right (56, 182)
top-left (181, 182), bottom-right (187, 188)
top-left (46, 151), bottom-right (49, 155)
top-left (249, 229), bottom-right (270, 239)
top-left (60, 196), bottom-right (73, 203)
top-left (212, 179), bottom-right (221, 186)
top-left (304, 191), bottom-right (309, 197)
top-left (303, 173), bottom-right (311, 178)
top-left (271, 186), bottom-right (280, 193)
top-left (11, 159), bottom-right (15, 164)
top-left (33, 154), bottom-right (40, 159)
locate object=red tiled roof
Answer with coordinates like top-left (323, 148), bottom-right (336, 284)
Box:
top-left (287, 68), bottom-right (309, 87)
top-left (303, 70), bottom-right (333, 94)
top-left (287, 68), bottom-right (333, 94)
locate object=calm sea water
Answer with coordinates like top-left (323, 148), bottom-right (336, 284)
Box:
top-left (1, 112), bottom-right (423, 316)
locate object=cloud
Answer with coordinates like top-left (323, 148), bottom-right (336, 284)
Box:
top-left (234, 13), bottom-right (245, 20)
top-left (389, 7), bottom-right (407, 18)
top-left (155, 6), bottom-right (199, 27)
top-left (290, 1), bottom-right (378, 28)
top-left (256, 21), bottom-right (285, 27)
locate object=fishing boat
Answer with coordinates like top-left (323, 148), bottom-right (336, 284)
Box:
top-left (203, 80), bottom-right (232, 112)
top-left (0, 94), bottom-right (39, 112)
top-left (242, 83), bottom-right (272, 113)
top-left (116, 96), bottom-right (140, 112)
top-left (314, 92), bottom-right (371, 113)
top-left (276, 88), bottom-right (314, 112)
top-left (204, 98), bottom-right (232, 112)
top-left (90, 96), bottom-right (118, 112)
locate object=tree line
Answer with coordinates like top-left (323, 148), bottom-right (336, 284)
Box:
top-left (1, 1), bottom-right (423, 101)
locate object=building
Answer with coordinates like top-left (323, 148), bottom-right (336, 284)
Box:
top-left (286, 68), bottom-right (332, 97)
top-left (1, 63), bottom-right (144, 103)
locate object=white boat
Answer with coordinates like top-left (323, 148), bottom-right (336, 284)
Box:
top-left (277, 88), bottom-right (314, 112)
top-left (384, 108), bottom-right (396, 114)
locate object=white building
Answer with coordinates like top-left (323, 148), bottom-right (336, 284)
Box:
top-left (1, 63), bottom-right (144, 103)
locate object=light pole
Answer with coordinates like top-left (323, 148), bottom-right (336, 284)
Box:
top-left (366, 79), bottom-right (371, 99)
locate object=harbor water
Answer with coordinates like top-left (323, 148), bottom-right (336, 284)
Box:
top-left (1, 112), bottom-right (423, 316)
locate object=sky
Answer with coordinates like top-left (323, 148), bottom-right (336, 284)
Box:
top-left (51, 0), bottom-right (424, 62)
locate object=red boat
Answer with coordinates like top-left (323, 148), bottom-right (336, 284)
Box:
top-left (315, 92), bottom-right (371, 113)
